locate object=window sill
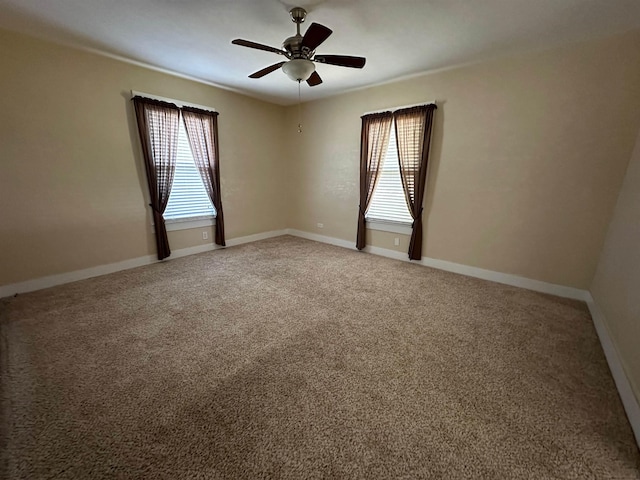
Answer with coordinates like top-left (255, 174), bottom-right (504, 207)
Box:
top-left (366, 218), bottom-right (412, 235)
top-left (164, 216), bottom-right (215, 232)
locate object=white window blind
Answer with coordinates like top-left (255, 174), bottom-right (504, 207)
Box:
top-left (366, 123), bottom-right (413, 224)
top-left (164, 114), bottom-right (216, 220)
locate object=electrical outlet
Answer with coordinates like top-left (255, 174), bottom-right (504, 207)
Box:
top-left (202, 231), bottom-right (208, 240)
top-left (317, 223), bottom-right (324, 228)
top-left (394, 237), bottom-right (400, 246)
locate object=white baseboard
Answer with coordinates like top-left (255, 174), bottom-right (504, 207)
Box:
top-left (0, 229), bottom-right (287, 298)
top-left (226, 229), bottom-right (288, 247)
top-left (586, 295), bottom-right (640, 447)
top-left (0, 254), bottom-right (158, 299)
top-left (286, 229), bottom-right (588, 301)
top-left (364, 244), bottom-right (409, 262)
top-left (169, 243), bottom-right (218, 258)
top-left (3, 228), bottom-right (586, 301)
top-left (285, 229), bottom-right (354, 250)
top-left (419, 256), bottom-right (588, 301)
top-left (0, 226), bottom-right (600, 326)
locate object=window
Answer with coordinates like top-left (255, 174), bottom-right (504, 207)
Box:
top-left (163, 113), bottom-right (216, 222)
top-left (366, 121), bottom-right (413, 225)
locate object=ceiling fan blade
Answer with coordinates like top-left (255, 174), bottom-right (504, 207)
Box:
top-left (301, 23), bottom-right (333, 51)
top-left (314, 55), bottom-right (366, 68)
top-left (232, 39), bottom-right (285, 55)
top-left (306, 71), bottom-right (323, 87)
top-left (249, 62), bottom-right (286, 79)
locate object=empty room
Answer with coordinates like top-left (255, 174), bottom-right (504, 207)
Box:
top-left (1, 0), bottom-right (640, 478)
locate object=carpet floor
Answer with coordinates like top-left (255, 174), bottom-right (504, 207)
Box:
top-left (1, 235), bottom-right (639, 479)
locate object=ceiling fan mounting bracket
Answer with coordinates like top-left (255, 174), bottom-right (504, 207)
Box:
top-left (289, 7), bottom-right (307, 26)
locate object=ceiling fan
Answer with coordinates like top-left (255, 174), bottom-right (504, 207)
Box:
top-left (232, 6), bottom-right (366, 87)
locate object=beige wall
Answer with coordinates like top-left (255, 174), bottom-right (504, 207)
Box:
top-left (3, 27), bottom-right (640, 292)
top-left (285, 30), bottom-right (640, 289)
top-left (591, 127), bottom-right (640, 406)
top-left (0, 29), bottom-right (287, 286)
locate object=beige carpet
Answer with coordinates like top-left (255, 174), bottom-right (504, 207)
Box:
top-left (1, 235), bottom-right (639, 479)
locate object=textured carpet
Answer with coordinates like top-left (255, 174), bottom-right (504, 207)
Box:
top-left (1, 235), bottom-right (639, 479)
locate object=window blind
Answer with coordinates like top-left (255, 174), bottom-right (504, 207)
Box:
top-left (164, 115), bottom-right (216, 220)
top-left (366, 124), bottom-right (413, 224)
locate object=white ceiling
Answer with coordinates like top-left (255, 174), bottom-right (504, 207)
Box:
top-left (1, 0), bottom-right (639, 105)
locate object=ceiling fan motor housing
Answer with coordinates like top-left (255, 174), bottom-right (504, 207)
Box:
top-left (283, 35), bottom-right (313, 59)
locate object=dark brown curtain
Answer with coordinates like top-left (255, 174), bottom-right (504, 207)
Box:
top-left (133, 96), bottom-right (180, 260)
top-left (394, 104), bottom-right (437, 260)
top-left (181, 107), bottom-right (226, 246)
top-left (356, 112), bottom-right (394, 250)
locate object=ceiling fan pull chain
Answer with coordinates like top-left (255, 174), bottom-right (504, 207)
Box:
top-left (298, 81), bottom-right (303, 134)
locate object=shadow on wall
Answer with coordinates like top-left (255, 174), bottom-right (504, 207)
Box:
top-left (121, 90), bottom-right (155, 252)
top-left (423, 100), bottom-right (446, 253)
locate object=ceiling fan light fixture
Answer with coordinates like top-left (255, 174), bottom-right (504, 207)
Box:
top-left (233, 8), bottom-right (365, 88)
top-left (282, 59), bottom-right (316, 82)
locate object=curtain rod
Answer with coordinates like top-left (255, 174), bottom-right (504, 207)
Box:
top-left (130, 90), bottom-right (217, 113)
top-left (361, 100), bottom-right (436, 116)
